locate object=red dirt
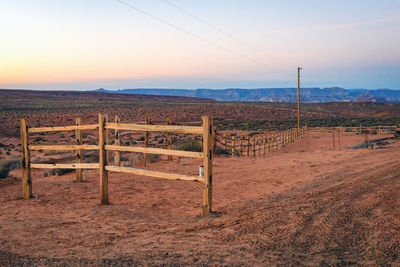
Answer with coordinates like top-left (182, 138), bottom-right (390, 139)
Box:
top-left (1, 131), bottom-right (400, 265)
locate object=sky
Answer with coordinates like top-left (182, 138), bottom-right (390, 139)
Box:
top-left (0, 0), bottom-right (399, 90)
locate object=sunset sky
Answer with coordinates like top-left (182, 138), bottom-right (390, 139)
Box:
top-left (1, 0), bottom-right (399, 90)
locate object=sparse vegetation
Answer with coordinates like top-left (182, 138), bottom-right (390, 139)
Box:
top-left (177, 141), bottom-right (202, 152)
top-left (34, 137), bottom-right (46, 142)
top-left (44, 168), bottom-right (74, 177)
top-left (0, 158), bottom-right (20, 178)
top-left (45, 150), bottom-right (58, 156)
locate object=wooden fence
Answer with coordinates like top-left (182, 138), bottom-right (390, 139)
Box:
top-left (20, 114), bottom-right (214, 215)
top-left (214, 126), bottom-right (308, 157)
top-left (309, 125), bottom-right (397, 135)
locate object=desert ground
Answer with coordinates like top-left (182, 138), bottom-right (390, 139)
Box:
top-left (1, 128), bottom-right (400, 266)
top-left (0, 91), bottom-right (400, 265)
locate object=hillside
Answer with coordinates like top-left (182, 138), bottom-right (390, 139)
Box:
top-left (97, 88), bottom-right (400, 103)
top-left (0, 89), bottom-right (214, 102)
top-left (1, 89), bottom-right (400, 137)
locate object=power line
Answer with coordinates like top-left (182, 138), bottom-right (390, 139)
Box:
top-left (162, 0), bottom-right (295, 70)
top-left (115, 0), bottom-right (293, 77)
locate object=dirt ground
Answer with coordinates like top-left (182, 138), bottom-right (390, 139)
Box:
top-left (1, 131), bottom-right (400, 266)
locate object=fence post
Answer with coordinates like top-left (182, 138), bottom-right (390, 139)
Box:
top-left (202, 116), bottom-right (213, 216)
top-left (332, 130), bottom-right (336, 149)
top-left (231, 136), bottom-right (235, 157)
top-left (20, 118), bottom-right (32, 199)
top-left (144, 116), bottom-right (150, 166)
top-left (252, 137), bottom-right (256, 157)
top-left (240, 136), bottom-right (243, 157)
top-left (99, 113), bottom-right (109, 205)
top-left (258, 137), bottom-right (261, 156)
top-left (166, 118), bottom-right (173, 161)
top-left (283, 131), bottom-right (287, 145)
top-left (75, 118), bottom-right (83, 182)
top-left (223, 134), bottom-right (227, 150)
top-left (246, 136), bottom-right (250, 156)
top-left (212, 126), bottom-right (217, 153)
top-left (114, 115), bottom-right (121, 166)
top-left (378, 125), bottom-right (381, 135)
top-left (263, 136), bottom-right (266, 155)
top-left (268, 136), bottom-right (271, 152)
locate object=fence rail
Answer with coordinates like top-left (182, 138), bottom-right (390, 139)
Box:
top-left (28, 124), bottom-right (98, 133)
top-left (309, 125), bottom-right (397, 135)
top-left (29, 144), bottom-right (99, 151)
top-left (105, 145), bottom-right (203, 158)
top-left (105, 122), bottom-right (203, 134)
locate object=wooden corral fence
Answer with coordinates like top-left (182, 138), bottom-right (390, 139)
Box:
top-left (214, 126), bottom-right (308, 157)
top-left (20, 114), bottom-right (214, 215)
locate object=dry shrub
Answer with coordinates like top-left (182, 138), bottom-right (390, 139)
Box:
top-left (0, 158), bottom-right (21, 179)
top-left (177, 141), bottom-right (202, 152)
top-left (44, 168), bottom-right (74, 177)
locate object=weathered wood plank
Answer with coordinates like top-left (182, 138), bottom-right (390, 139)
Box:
top-left (105, 122), bottom-right (203, 135)
top-left (114, 116), bottom-right (121, 166)
top-left (202, 116), bottom-right (213, 216)
top-left (29, 145), bottom-right (99, 151)
top-left (105, 145), bottom-right (203, 158)
top-left (28, 124), bottom-right (98, 133)
top-left (31, 163), bottom-right (100, 169)
top-left (20, 118), bottom-right (32, 199)
top-left (105, 166), bottom-right (204, 182)
top-left (166, 117), bottom-right (172, 161)
top-left (144, 116), bottom-right (150, 166)
top-left (99, 114), bottom-right (109, 205)
top-left (75, 118), bottom-right (83, 182)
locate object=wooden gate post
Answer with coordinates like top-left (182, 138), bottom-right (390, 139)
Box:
top-left (114, 115), bottom-right (121, 166)
top-left (99, 114), bottom-right (109, 205)
top-left (75, 118), bottom-right (83, 182)
top-left (20, 118), bottom-right (32, 199)
top-left (144, 116), bottom-right (150, 166)
top-left (166, 118), bottom-right (173, 161)
top-left (202, 116), bottom-right (213, 216)
top-left (212, 126), bottom-right (217, 153)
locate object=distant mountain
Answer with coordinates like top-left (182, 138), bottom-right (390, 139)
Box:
top-left (96, 88), bottom-right (400, 103)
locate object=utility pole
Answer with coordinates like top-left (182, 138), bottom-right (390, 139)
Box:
top-left (297, 67), bottom-right (302, 129)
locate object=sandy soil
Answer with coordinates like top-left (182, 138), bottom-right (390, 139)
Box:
top-left (1, 131), bottom-right (400, 266)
